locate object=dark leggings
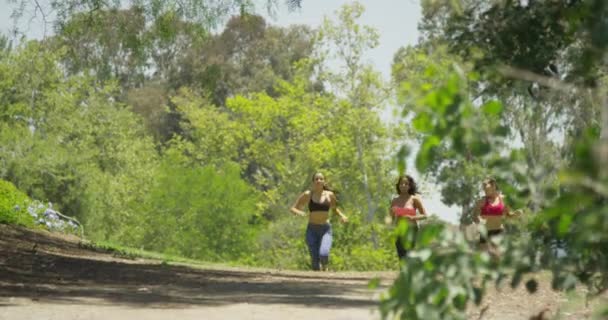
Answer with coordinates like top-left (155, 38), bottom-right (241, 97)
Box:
top-left (395, 226), bottom-right (418, 260)
top-left (479, 229), bottom-right (503, 244)
top-left (305, 223), bottom-right (332, 270)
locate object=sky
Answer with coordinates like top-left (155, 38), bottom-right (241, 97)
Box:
top-left (0, 0), bottom-right (460, 223)
top-left (266, 0), bottom-right (421, 79)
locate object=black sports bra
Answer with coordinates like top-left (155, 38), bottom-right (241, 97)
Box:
top-left (308, 193), bottom-right (331, 212)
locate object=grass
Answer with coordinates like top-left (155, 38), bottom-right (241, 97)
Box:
top-left (79, 239), bottom-right (255, 271)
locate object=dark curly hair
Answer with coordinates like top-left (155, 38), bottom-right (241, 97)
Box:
top-left (395, 175), bottom-right (418, 195)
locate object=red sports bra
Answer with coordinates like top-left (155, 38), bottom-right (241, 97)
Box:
top-left (481, 196), bottom-right (505, 216)
top-left (392, 206), bottom-right (416, 217)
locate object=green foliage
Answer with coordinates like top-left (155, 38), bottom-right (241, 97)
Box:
top-left (380, 224), bottom-right (497, 320)
top-left (331, 214), bottom-right (396, 271)
top-left (392, 44), bottom-right (495, 223)
top-left (244, 216), bottom-right (310, 270)
top-left (507, 128), bottom-right (608, 295)
top-left (385, 65), bottom-right (607, 319)
top-left (420, 0), bottom-right (587, 86)
top-left (173, 54), bottom-right (393, 223)
top-left (0, 2), bottom-right (399, 271)
top-left (242, 212), bottom-right (397, 271)
top-left (53, 7), bottom-right (150, 88)
top-left (416, 0), bottom-right (602, 217)
top-left (0, 179), bottom-right (35, 227)
top-left (392, 44), bottom-right (468, 117)
top-left (315, 1), bottom-right (394, 227)
top-left (173, 14), bottom-right (316, 106)
top-left (0, 41), bottom-right (158, 242)
top-left (10, 0), bottom-right (265, 35)
top-left (386, 0), bottom-right (608, 318)
top-left (137, 151), bottom-right (262, 261)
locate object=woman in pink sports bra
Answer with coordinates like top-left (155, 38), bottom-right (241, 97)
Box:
top-left (473, 177), bottom-right (518, 256)
top-left (389, 175), bottom-right (427, 260)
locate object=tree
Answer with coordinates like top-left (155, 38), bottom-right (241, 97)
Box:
top-left (171, 68), bottom-right (336, 220)
top-left (393, 0), bottom-right (603, 224)
top-left (49, 10), bottom-right (317, 142)
top-left (316, 2), bottom-right (392, 232)
top-left (170, 14), bottom-right (316, 106)
top-left (0, 41), bottom-right (158, 241)
top-left (419, 0), bottom-right (602, 143)
top-left (391, 43), bottom-right (488, 224)
top-left (382, 0), bottom-right (608, 318)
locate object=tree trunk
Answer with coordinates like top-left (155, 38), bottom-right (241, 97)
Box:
top-left (356, 131), bottom-right (378, 249)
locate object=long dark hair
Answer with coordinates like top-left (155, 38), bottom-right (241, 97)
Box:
top-left (395, 175), bottom-right (418, 195)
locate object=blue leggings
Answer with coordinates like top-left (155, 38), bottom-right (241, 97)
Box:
top-left (306, 223), bottom-right (332, 270)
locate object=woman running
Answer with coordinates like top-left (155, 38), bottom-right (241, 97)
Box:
top-left (290, 172), bottom-right (348, 271)
top-left (389, 175), bottom-right (427, 260)
top-left (473, 177), bottom-right (519, 257)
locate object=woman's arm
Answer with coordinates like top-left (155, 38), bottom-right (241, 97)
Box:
top-left (502, 195), bottom-right (523, 218)
top-left (290, 191), bottom-right (309, 217)
top-left (330, 192), bottom-right (348, 223)
top-left (412, 195), bottom-right (428, 221)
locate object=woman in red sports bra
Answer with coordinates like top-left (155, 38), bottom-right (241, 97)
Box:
top-left (473, 177), bottom-right (519, 256)
top-left (389, 175), bottom-right (427, 260)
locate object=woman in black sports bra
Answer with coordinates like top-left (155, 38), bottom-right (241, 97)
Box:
top-left (290, 172), bottom-right (348, 271)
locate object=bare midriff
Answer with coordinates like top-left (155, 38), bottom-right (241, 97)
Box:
top-left (309, 211), bottom-right (330, 225)
top-left (480, 215), bottom-right (504, 231)
top-left (395, 216), bottom-right (418, 225)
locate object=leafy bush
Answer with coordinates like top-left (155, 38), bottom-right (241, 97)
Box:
top-left (245, 216), bottom-right (311, 270)
top-left (331, 214), bottom-right (397, 271)
top-left (137, 154), bottom-right (263, 262)
top-left (0, 179), bottom-right (35, 227)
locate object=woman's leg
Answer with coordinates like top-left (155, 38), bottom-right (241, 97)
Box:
top-left (306, 224), bottom-right (321, 271)
top-left (487, 229), bottom-right (503, 259)
top-left (319, 225), bottom-right (333, 271)
top-left (395, 236), bottom-right (407, 260)
top-left (479, 229), bottom-right (502, 259)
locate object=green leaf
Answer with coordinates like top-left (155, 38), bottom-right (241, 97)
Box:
top-left (470, 140), bottom-right (491, 156)
top-left (396, 145), bottom-right (410, 174)
top-left (452, 294), bottom-right (467, 310)
top-left (416, 135), bottom-right (441, 172)
top-left (481, 100), bottom-right (503, 116)
top-left (557, 214), bottom-right (573, 236)
top-left (494, 125), bottom-right (510, 137)
top-left (413, 112), bottom-right (434, 133)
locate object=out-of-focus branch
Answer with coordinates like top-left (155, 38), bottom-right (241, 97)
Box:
top-left (498, 65), bottom-right (576, 92)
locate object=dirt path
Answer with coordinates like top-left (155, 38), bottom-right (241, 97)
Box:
top-left (0, 224), bottom-right (390, 320)
top-left (0, 224), bottom-right (603, 320)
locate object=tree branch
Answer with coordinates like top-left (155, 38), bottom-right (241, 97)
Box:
top-left (498, 65), bottom-right (576, 92)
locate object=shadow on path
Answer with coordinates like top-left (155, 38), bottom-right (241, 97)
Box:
top-left (0, 224), bottom-right (388, 309)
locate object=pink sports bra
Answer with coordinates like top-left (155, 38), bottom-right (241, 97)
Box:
top-left (392, 206), bottom-right (416, 217)
top-left (481, 196), bottom-right (505, 216)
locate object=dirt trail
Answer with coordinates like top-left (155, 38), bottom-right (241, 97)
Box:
top-left (0, 224), bottom-right (603, 320)
top-left (0, 224), bottom-right (390, 320)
